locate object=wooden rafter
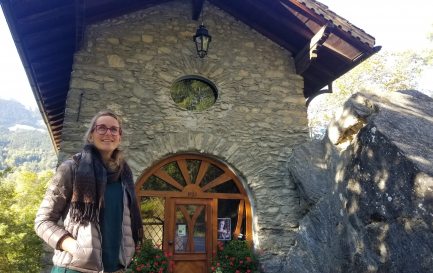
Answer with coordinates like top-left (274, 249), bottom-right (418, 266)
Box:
top-left (178, 159), bottom-right (192, 185)
top-left (295, 24), bottom-right (332, 75)
top-left (280, 0), bottom-right (324, 26)
top-left (192, 0), bottom-right (205, 20)
top-left (201, 174), bottom-right (232, 192)
top-left (154, 169), bottom-right (184, 191)
top-left (75, 0), bottom-right (86, 51)
top-left (209, 0), bottom-right (305, 53)
top-left (195, 161), bottom-right (209, 186)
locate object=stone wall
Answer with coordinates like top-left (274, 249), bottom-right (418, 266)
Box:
top-left (59, 0), bottom-right (308, 270)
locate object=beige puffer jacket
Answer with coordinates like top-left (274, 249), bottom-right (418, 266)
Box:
top-left (34, 156), bottom-right (136, 273)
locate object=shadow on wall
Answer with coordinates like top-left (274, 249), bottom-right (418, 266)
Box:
top-left (283, 90), bottom-right (433, 273)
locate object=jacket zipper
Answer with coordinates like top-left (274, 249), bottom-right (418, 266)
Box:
top-left (121, 183), bottom-right (127, 268)
top-left (96, 223), bottom-right (104, 272)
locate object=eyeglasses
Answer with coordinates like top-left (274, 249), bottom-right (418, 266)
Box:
top-left (93, 124), bottom-right (122, 136)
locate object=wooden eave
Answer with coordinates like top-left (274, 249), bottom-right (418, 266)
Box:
top-left (0, 0), bottom-right (378, 151)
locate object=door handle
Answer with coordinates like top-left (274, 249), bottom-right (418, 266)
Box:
top-left (168, 240), bottom-right (174, 245)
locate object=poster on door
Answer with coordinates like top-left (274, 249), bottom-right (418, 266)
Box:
top-left (217, 218), bottom-right (231, 240)
top-left (177, 224), bottom-right (186, 236)
top-left (175, 224), bottom-right (187, 252)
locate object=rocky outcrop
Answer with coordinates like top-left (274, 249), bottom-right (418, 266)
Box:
top-left (285, 90), bottom-right (433, 273)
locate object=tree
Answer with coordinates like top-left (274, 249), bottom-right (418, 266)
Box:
top-left (335, 50), bottom-right (425, 95)
top-left (0, 169), bottom-right (53, 273)
top-left (308, 40), bottom-right (433, 139)
top-left (425, 24), bottom-right (433, 64)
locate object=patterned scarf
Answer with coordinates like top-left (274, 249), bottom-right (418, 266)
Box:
top-left (71, 144), bottom-right (143, 244)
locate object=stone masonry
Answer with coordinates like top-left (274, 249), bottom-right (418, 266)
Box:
top-left (59, 1), bottom-right (308, 270)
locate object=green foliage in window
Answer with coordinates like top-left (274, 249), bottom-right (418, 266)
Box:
top-left (171, 78), bottom-right (217, 111)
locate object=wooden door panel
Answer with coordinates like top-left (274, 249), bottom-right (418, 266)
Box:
top-left (174, 261), bottom-right (206, 273)
top-left (166, 198), bottom-right (213, 273)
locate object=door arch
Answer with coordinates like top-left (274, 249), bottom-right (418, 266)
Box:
top-left (135, 153), bottom-right (253, 273)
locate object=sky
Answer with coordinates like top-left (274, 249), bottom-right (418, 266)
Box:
top-left (0, 1), bottom-right (432, 110)
top-left (319, 0), bottom-right (433, 51)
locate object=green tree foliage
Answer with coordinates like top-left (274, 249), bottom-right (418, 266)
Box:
top-left (308, 38), bottom-right (433, 139)
top-left (0, 169), bottom-right (53, 273)
top-left (425, 25), bottom-right (433, 64)
top-left (0, 129), bottom-right (57, 171)
top-left (0, 101), bottom-right (57, 272)
top-left (335, 50), bottom-right (426, 96)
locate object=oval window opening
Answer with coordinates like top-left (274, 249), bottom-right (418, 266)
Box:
top-left (171, 76), bottom-right (218, 111)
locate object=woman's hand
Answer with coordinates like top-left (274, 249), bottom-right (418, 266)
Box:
top-left (60, 236), bottom-right (79, 254)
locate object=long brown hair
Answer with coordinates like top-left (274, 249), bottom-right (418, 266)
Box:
top-left (84, 110), bottom-right (125, 170)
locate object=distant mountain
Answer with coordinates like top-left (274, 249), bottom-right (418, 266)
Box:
top-left (0, 99), bottom-right (56, 171)
top-left (0, 99), bottom-right (44, 129)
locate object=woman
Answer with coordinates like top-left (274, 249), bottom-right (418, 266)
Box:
top-left (35, 111), bottom-right (143, 273)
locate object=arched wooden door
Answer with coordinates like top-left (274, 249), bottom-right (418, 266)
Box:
top-left (135, 154), bottom-right (252, 273)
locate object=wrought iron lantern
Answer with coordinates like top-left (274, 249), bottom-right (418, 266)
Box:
top-left (193, 23), bottom-right (212, 58)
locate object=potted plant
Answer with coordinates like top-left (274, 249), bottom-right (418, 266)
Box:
top-left (211, 240), bottom-right (258, 273)
top-left (129, 240), bottom-right (173, 273)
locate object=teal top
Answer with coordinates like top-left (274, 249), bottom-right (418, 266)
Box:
top-left (51, 266), bottom-right (81, 273)
top-left (100, 180), bottom-right (124, 272)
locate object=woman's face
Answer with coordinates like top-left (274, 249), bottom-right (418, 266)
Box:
top-left (90, 115), bottom-right (121, 160)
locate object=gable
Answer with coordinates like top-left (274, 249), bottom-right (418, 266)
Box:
top-left (1, 0), bottom-right (378, 150)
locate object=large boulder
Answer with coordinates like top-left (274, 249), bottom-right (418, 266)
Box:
top-left (284, 90), bottom-right (433, 273)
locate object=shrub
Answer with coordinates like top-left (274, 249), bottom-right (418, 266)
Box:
top-left (129, 240), bottom-right (172, 273)
top-left (211, 240), bottom-right (258, 273)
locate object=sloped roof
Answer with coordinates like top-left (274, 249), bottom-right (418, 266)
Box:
top-left (0, 0), bottom-right (379, 151)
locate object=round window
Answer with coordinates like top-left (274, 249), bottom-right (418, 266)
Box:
top-left (170, 76), bottom-right (218, 111)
